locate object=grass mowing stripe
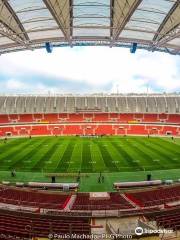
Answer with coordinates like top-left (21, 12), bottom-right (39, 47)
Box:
top-left (90, 143), bottom-right (107, 172)
top-left (147, 139), bottom-right (180, 165)
top-left (151, 138), bottom-right (180, 156)
top-left (134, 139), bottom-right (166, 170)
top-left (158, 138), bottom-right (180, 153)
top-left (15, 139), bottom-right (52, 172)
top-left (55, 140), bottom-right (76, 172)
top-left (81, 141), bottom-right (93, 172)
top-left (0, 138), bottom-right (24, 151)
top-left (163, 138), bottom-right (180, 147)
top-left (0, 140), bottom-right (35, 161)
top-left (6, 138), bottom-right (48, 171)
top-left (137, 138), bottom-right (180, 168)
top-left (107, 141), bottom-right (132, 169)
top-left (32, 140), bottom-right (60, 171)
top-left (67, 142), bottom-right (82, 172)
top-left (96, 141), bottom-right (119, 172)
top-left (109, 140), bottom-right (143, 171)
top-left (0, 139), bottom-right (38, 167)
top-left (43, 142), bottom-right (66, 172)
top-left (50, 142), bottom-right (70, 172)
top-left (125, 138), bottom-right (158, 167)
top-left (118, 138), bottom-right (146, 171)
top-left (127, 139), bottom-right (153, 161)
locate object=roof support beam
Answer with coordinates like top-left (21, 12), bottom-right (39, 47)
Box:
top-left (153, 0), bottom-right (180, 42)
top-left (111, 0), bottom-right (143, 43)
top-left (110, 0), bottom-right (114, 42)
top-left (2, 0), bottom-right (29, 41)
top-left (69, 0), bottom-right (73, 45)
top-left (43, 0), bottom-right (70, 41)
top-left (152, 28), bottom-right (180, 50)
top-left (0, 22), bottom-right (23, 44)
top-left (0, 0), bottom-right (30, 44)
top-left (151, 0), bottom-right (180, 49)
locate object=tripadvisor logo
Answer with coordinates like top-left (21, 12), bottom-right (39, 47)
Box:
top-left (135, 227), bottom-right (173, 236)
top-left (135, 227), bottom-right (143, 236)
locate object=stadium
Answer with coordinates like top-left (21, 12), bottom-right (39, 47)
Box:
top-left (0, 0), bottom-right (180, 239)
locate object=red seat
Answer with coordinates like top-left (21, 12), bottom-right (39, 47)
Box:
top-left (72, 193), bottom-right (133, 210)
top-left (0, 212), bottom-right (91, 237)
top-left (0, 188), bottom-right (70, 209)
top-left (126, 185), bottom-right (180, 207)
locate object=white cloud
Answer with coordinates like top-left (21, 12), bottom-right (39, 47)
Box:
top-left (0, 47), bottom-right (179, 93)
top-left (0, 78), bottom-right (60, 94)
top-left (5, 79), bottom-right (28, 90)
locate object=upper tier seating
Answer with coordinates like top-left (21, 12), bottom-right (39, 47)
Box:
top-left (0, 115), bottom-right (9, 123)
top-left (167, 114), bottom-right (180, 123)
top-left (0, 113), bottom-right (179, 125)
top-left (72, 193), bottom-right (133, 210)
top-left (68, 114), bottom-right (84, 122)
top-left (118, 114), bottom-right (134, 122)
top-left (43, 113), bottom-right (59, 122)
top-left (19, 114), bottom-right (33, 122)
top-left (143, 114), bottom-right (159, 122)
top-left (126, 185), bottom-right (180, 207)
top-left (9, 114), bottom-right (19, 122)
top-left (93, 113), bottom-right (109, 121)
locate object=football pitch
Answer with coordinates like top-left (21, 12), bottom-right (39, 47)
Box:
top-left (0, 135), bottom-right (180, 191)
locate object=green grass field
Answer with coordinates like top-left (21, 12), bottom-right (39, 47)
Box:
top-left (0, 136), bottom-right (180, 191)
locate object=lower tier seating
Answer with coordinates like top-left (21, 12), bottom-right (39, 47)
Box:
top-left (72, 193), bottom-right (133, 210)
top-left (0, 185), bottom-right (179, 213)
top-left (148, 210), bottom-right (180, 231)
top-left (0, 124), bottom-right (179, 136)
top-left (0, 211), bottom-right (90, 238)
top-left (0, 188), bottom-right (70, 209)
top-left (125, 185), bottom-right (180, 207)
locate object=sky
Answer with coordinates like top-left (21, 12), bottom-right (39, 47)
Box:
top-left (0, 46), bottom-right (179, 94)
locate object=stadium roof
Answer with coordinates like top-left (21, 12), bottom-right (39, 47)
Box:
top-left (0, 0), bottom-right (179, 55)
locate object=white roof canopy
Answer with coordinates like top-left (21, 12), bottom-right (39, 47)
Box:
top-left (0, 0), bottom-right (179, 54)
